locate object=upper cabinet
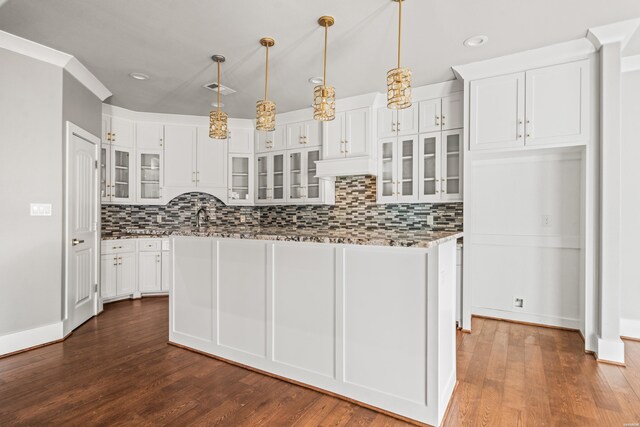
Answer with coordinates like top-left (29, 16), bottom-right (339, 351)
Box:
top-left (324, 107), bottom-right (370, 159)
top-left (470, 59), bottom-right (589, 151)
top-left (136, 122), bottom-right (164, 149)
top-left (164, 125), bottom-right (197, 189)
top-left (196, 126), bottom-right (227, 191)
top-left (256, 125), bottom-right (286, 153)
top-left (287, 120), bottom-right (321, 149)
top-left (378, 104), bottom-right (419, 138)
top-left (228, 128), bottom-right (254, 154)
top-left (103, 115), bottom-right (134, 147)
top-left (418, 93), bottom-right (464, 134)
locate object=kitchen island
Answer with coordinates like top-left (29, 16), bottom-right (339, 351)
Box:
top-left (169, 228), bottom-right (461, 426)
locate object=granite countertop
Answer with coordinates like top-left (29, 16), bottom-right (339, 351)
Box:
top-left (103, 227), bottom-right (462, 249)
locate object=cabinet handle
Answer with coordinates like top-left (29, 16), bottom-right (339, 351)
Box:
top-left (196, 171), bottom-right (200, 182)
top-left (192, 172), bottom-right (196, 183)
top-left (441, 116), bottom-right (445, 127)
top-left (392, 122), bottom-right (396, 132)
top-left (344, 140), bottom-right (349, 153)
top-left (518, 120), bottom-right (523, 138)
top-left (113, 256), bottom-right (117, 266)
top-left (340, 141), bottom-right (345, 153)
top-left (397, 122), bottom-right (401, 131)
top-left (112, 133), bottom-right (116, 142)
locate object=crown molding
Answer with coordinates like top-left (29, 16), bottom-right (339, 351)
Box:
top-left (452, 38), bottom-right (595, 81)
top-left (587, 18), bottom-right (640, 50)
top-left (622, 55), bottom-right (640, 73)
top-left (0, 30), bottom-right (111, 101)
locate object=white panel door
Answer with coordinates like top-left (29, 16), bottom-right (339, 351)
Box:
top-left (377, 138), bottom-right (397, 202)
top-left (272, 244), bottom-right (336, 377)
top-left (228, 128), bottom-right (253, 154)
top-left (418, 98), bottom-right (442, 133)
top-left (324, 113), bottom-right (345, 159)
top-left (343, 247), bottom-right (427, 403)
top-left (218, 240), bottom-right (267, 357)
top-left (100, 255), bottom-right (117, 298)
top-left (396, 104), bottom-right (419, 136)
top-left (102, 115), bottom-right (111, 144)
top-left (470, 72), bottom-right (525, 150)
top-left (116, 252), bottom-right (137, 295)
top-left (164, 125), bottom-right (196, 188)
top-left (109, 116), bottom-right (134, 148)
top-left (272, 125), bottom-right (286, 151)
top-left (286, 122), bottom-right (305, 148)
top-left (441, 129), bottom-right (463, 201)
top-left (139, 251), bottom-right (161, 292)
top-left (172, 238), bottom-right (214, 343)
top-left (255, 131), bottom-right (271, 153)
top-left (525, 60), bottom-right (589, 146)
top-left (136, 122), bottom-right (164, 149)
top-left (344, 107), bottom-right (369, 157)
top-left (303, 120), bottom-right (322, 147)
top-left (418, 132), bottom-right (442, 202)
top-left (197, 126), bottom-right (227, 189)
top-left (377, 108), bottom-right (396, 138)
top-left (68, 131), bottom-right (97, 331)
top-left (442, 92), bottom-right (464, 130)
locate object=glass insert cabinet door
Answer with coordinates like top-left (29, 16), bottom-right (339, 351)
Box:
top-left (379, 139), bottom-right (396, 200)
top-left (101, 146), bottom-right (110, 201)
top-left (306, 149), bottom-right (321, 200)
top-left (288, 151), bottom-right (303, 201)
top-left (442, 129), bottom-right (463, 200)
top-left (419, 132), bottom-right (441, 201)
top-left (138, 151), bottom-right (162, 202)
top-left (112, 147), bottom-right (133, 202)
top-left (230, 156), bottom-right (250, 200)
top-left (398, 135), bottom-right (418, 200)
top-left (272, 153), bottom-right (285, 202)
top-left (256, 154), bottom-right (269, 203)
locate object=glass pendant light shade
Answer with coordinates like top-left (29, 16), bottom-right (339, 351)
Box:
top-left (256, 38), bottom-right (276, 131)
top-left (209, 55), bottom-right (228, 139)
top-left (387, 0), bottom-right (412, 110)
top-left (313, 85), bottom-right (336, 121)
top-left (387, 67), bottom-right (412, 109)
top-left (313, 16), bottom-right (336, 122)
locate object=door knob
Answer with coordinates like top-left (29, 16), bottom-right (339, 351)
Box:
top-left (72, 238), bottom-right (85, 246)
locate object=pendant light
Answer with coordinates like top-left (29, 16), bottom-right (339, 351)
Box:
top-left (387, 0), bottom-right (412, 109)
top-left (313, 16), bottom-right (336, 121)
top-left (256, 37), bottom-right (276, 131)
top-left (209, 55), bottom-right (229, 139)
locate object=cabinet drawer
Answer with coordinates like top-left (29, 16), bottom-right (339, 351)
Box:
top-left (139, 239), bottom-right (162, 252)
top-left (102, 240), bottom-right (137, 254)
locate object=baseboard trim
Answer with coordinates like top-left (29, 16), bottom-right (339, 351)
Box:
top-left (621, 318), bottom-right (640, 340)
top-left (472, 313), bottom-right (580, 332)
top-left (168, 341), bottom-right (432, 427)
top-left (0, 322), bottom-right (64, 358)
top-left (472, 307), bottom-right (580, 330)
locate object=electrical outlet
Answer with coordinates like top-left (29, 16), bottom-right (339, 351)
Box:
top-left (427, 215), bottom-right (434, 226)
top-left (513, 297), bottom-right (524, 309)
top-left (157, 215), bottom-right (162, 223)
top-left (541, 214), bottom-right (551, 227)
top-left (240, 215), bottom-right (246, 223)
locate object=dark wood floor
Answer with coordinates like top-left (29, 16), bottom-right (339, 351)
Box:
top-left (0, 298), bottom-right (639, 426)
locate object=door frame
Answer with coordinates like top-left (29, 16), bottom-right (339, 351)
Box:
top-left (63, 121), bottom-right (101, 337)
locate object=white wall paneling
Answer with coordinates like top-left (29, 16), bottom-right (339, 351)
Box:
top-left (170, 237), bottom-right (458, 426)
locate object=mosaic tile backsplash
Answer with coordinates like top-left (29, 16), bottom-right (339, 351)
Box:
top-left (101, 176), bottom-right (463, 237)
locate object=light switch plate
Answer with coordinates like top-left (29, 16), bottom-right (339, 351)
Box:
top-left (30, 203), bottom-right (52, 216)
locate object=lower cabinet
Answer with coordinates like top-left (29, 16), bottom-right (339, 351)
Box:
top-left (101, 238), bottom-right (171, 302)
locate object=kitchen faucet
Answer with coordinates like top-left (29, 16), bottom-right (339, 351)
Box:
top-left (196, 206), bottom-right (209, 228)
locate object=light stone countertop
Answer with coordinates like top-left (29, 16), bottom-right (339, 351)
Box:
top-left (102, 227), bottom-right (462, 249)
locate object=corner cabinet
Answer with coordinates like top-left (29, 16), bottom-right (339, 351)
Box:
top-left (470, 59), bottom-right (589, 151)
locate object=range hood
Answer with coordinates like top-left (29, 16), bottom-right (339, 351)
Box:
top-left (315, 156), bottom-right (377, 180)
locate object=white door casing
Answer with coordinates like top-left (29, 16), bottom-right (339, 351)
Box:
top-left (65, 122), bottom-right (99, 336)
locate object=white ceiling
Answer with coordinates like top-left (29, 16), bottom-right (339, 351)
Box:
top-left (1, 0), bottom-right (639, 118)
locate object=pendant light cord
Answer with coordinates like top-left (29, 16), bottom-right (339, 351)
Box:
top-left (265, 44), bottom-right (269, 101)
top-left (323, 22), bottom-right (328, 87)
top-left (217, 60), bottom-right (221, 113)
top-left (397, 0), bottom-right (402, 69)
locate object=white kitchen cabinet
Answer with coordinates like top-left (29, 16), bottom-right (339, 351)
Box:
top-left (101, 143), bottom-right (135, 204)
top-left (442, 92), bottom-right (464, 131)
top-left (161, 251), bottom-right (171, 292)
top-left (102, 115), bottom-right (134, 148)
top-left (377, 135), bottom-right (419, 203)
top-left (136, 122), bottom-right (164, 149)
top-left (256, 125), bottom-right (286, 153)
top-left (324, 107), bottom-right (370, 159)
top-left (228, 154), bottom-right (254, 205)
top-left (417, 130), bottom-right (463, 202)
top-left (138, 251), bottom-right (162, 293)
top-left (524, 60), bottom-right (589, 146)
top-left (256, 151), bottom-right (286, 205)
top-left (287, 120), bottom-right (321, 149)
top-left (470, 72), bottom-right (525, 151)
top-left (378, 105), bottom-right (418, 138)
top-left (196, 126), bottom-right (227, 190)
top-left (470, 60), bottom-right (589, 151)
top-left (100, 254), bottom-right (117, 299)
top-left (136, 149), bottom-right (163, 205)
top-left (164, 125), bottom-right (197, 188)
top-left (418, 93), bottom-right (463, 134)
top-left (100, 145), bottom-right (111, 203)
top-left (287, 147), bottom-right (323, 204)
top-left (418, 98), bottom-right (442, 134)
top-left (100, 243), bottom-right (137, 300)
top-left (228, 128), bottom-right (254, 154)
top-left (116, 252), bottom-right (137, 295)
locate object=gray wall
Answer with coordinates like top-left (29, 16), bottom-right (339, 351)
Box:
top-left (62, 70), bottom-right (101, 137)
top-left (0, 47), bottom-right (63, 335)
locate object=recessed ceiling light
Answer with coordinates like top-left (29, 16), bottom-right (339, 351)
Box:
top-left (463, 35), bottom-right (488, 47)
top-left (129, 72), bottom-right (149, 80)
top-left (211, 101), bottom-right (225, 108)
top-left (308, 77), bottom-right (324, 85)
